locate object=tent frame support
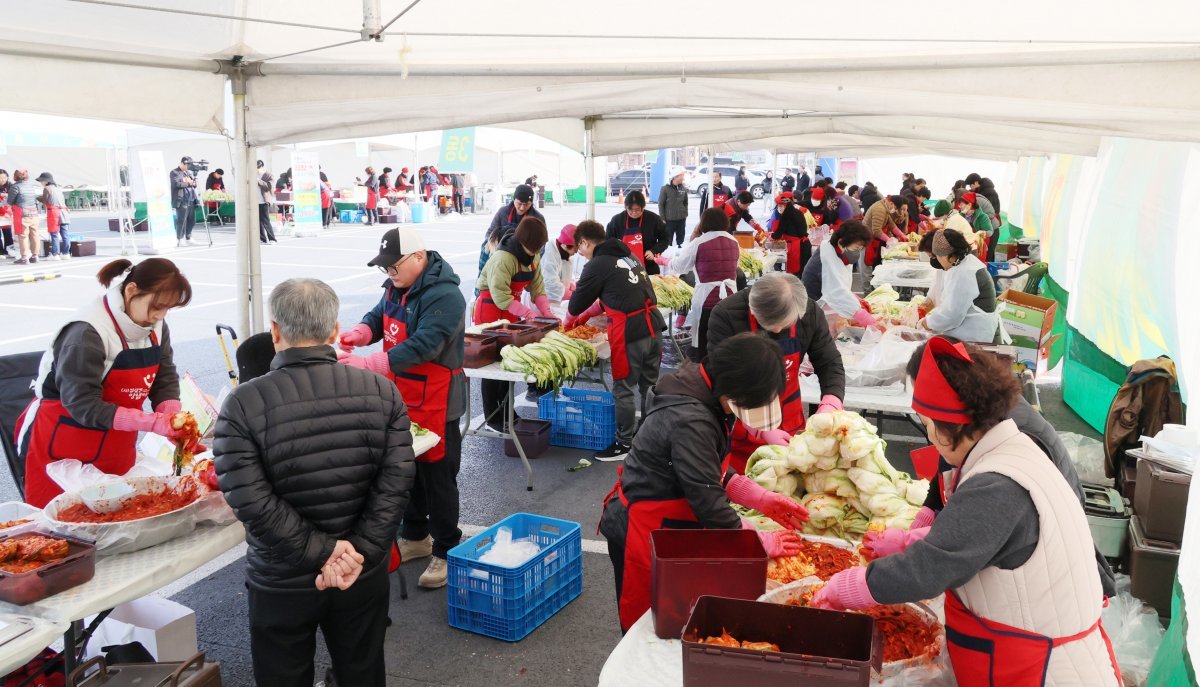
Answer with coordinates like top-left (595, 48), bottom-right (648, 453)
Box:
top-left (584, 117), bottom-right (596, 220)
top-left (230, 64), bottom-right (264, 337)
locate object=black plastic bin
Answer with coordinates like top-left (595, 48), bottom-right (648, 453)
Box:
top-left (503, 419), bottom-right (552, 459)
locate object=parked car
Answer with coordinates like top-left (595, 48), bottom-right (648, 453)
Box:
top-left (609, 169), bottom-right (651, 197)
top-left (687, 165), bottom-right (766, 199)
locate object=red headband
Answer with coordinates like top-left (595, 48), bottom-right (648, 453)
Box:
top-left (911, 337), bottom-right (974, 424)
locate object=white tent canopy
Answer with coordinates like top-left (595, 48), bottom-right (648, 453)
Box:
top-left (3, 0), bottom-right (1199, 334)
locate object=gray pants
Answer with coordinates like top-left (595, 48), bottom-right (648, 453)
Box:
top-left (613, 336), bottom-right (663, 444)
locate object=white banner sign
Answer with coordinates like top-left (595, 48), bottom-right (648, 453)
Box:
top-left (138, 150), bottom-right (177, 253)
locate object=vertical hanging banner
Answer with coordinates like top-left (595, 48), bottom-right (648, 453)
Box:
top-left (138, 150), bottom-right (177, 254)
top-left (290, 151), bottom-right (322, 237)
top-left (438, 127), bottom-right (476, 172)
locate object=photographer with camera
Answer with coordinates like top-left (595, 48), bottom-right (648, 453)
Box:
top-left (170, 156), bottom-right (199, 247)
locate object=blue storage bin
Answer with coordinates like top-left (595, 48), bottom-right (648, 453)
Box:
top-left (447, 513), bottom-right (583, 641)
top-left (538, 388), bottom-right (616, 450)
top-left (339, 209), bottom-right (353, 223)
top-left (411, 202), bottom-right (430, 223)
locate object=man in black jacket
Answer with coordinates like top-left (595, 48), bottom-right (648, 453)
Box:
top-left (478, 184), bottom-right (544, 275)
top-left (606, 190), bottom-right (669, 275)
top-left (567, 220), bottom-right (666, 461)
top-left (796, 166), bottom-right (811, 194)
top-left (779, 169), bottom-right (796, 194)
top-left (214, 278), bottom-right (415, 687)
top-left (707, 273), bottom-right (847, 472)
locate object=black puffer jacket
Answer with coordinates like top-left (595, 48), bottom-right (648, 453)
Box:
top-left (213, 346), bottom-right (416, 591)
top-left (707, 288), bottom-right (846, 401)
top-left (600, 363), bottom-right (740, 546)
top-left (567, 239), bottom-right (666, 344)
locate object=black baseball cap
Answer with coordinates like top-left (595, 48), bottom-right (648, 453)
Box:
top-left (514, 184), bottom-right (534, 203)
top-left (181, 156), bottom-right (193, 164)
top-left (368, 228), bottom-right (427, 268)
top-left (35, 172), bottom-right (54, 183)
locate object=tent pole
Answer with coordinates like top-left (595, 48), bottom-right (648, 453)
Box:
top-left (584, 117), bottom-right (595, 221)
top-left (232, 70), bottom-right (264, 336)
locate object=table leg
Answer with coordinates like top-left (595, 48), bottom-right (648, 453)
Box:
top-left (507, 382), bottom-right (534, 491)
top-left (61, 621), bottom-right (82, 676)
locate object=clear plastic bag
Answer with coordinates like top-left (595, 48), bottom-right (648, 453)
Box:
top-left (1058, 432), bottom-right (1112, 486)
top-left (845, 327), bottom-right (928, 387)
top-left (1102, 574), bottom-right (1166, 687)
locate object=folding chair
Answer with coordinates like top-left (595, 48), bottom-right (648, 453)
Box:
top-left (0, 352), bottom-right (43, 498)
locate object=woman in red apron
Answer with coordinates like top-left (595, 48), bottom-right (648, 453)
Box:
top-left (473, 217), bottom-right (555, 430)
top-left (598, 334), bottom-right (809, 631)
top-left (16, 258), bottom-right (195, 507)
top-left (769, 192), bottom-right (813, 276)
top-left (364, 166), bottom-right (380, 226)
top-left (0, 169), bottom-right (14, 258)
top-left (605, 191), bottom-right (668, 276)
top-left (813, 338), bottom-right (1122, 687)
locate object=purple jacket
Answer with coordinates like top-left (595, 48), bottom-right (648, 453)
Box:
top-left (695, 233), bottom-right (740, 309)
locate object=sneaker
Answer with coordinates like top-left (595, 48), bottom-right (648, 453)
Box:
top-left (594, 441), bottom-right (631, 462)
top-left (397, 535), bottom-right (432, 562)
top-left (524, 387), bottom-right (543, 403)
top-left (418, 557), bottom-right (448, 589)
top-left (28, 256), bottom-right (37, 264)
top-left (177, 239), bottom-right (185, 248)
top-left (186, 239), bottom-right (197, 246)
top-left (13, 258), bottom-right (28, 265)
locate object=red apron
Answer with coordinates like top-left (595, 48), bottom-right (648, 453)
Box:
top-left (712, 189), bottom-right (729, 209)
top-left (944, 591), bottom-right (1122, 687)
top-left (621, 215), bottom-right (645, 266)
top-left (45, 206), bottom-right (64, 234)
top-left (865, 237), bottom-right (884, 267)
top-left (604, 299), bottom-right (657, 381)
top-left (10, 206), bottom-right (23, 236)
top-left (320, 184), bottom-right (332, 209)
top-left (18, 298), bottom-right (161, 507)
top-left (783, 234), bottom-right (811, 275)
top-left (603, 466), bottom-right (700, 631)
top-left (724, 316), bottom-right (805, 474)
top-left (365, 187), bottom-right (379, 210)
top-left (473, 254), bottom-right (536, 325)
top-left (381, 286), bottom-right (462, 463)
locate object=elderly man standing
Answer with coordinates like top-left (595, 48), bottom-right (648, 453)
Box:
top-left (339, 227), bottom-right (467, 589)
top-left (170, 156), bottom-right (198, 247)
top-left (214, 278), bottom-right (415, 687)
top-left (707, 272), bottom-right (846, 473)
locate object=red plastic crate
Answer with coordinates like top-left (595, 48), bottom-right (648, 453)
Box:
top-left (651, 529), bottom-right (766, 639)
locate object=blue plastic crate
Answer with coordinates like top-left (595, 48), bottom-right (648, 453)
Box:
top-left (338, 209), bottom-right (353, 223)
top-left (448, 572), bottom-right (582, 642)
top-left (447, 513), bottom-right (583, 640)
top-left (537, 388), bottom-right (615, 450)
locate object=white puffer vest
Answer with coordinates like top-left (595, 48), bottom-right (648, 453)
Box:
top-left (953, 420), bottom-right (1119, 686)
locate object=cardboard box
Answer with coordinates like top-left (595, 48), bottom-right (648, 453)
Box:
top-left (86, 597), bottom-right (198, 661)
top-left (998, 290), bottom-right (1058, 375)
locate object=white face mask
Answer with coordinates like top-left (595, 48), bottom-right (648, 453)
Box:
top-left (810, 198), bottom-right (820, 206)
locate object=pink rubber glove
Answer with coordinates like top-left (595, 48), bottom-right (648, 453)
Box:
top-left (339, 349), bottom-right (392, 376)
top-left (155, 400), bottom-right (182, 416)
top-left (742, 520), bottom-right (804, 557)
top-left (815, 394), bottom-right (842, 415)
top-left (534, 294), bottom-right (555, 319)
top-left (653, 255), bottom-right (671, 266)
top-left (811, 567), bottom-right (878, 611)
top-left (563, 281), bottom-right (576, 299)
top-left (339, 323), bottom-right (373, 352)
top-left (112, 408), bottom-right (177, 438)
top-left (851, 308), bottom-right (878, 328)
top-left (727, 474), bottom-right (809, 530)
top-left (567, 301), bottom-right (604, 328)
top-left (746, 427), bottom-right (791, 447)
top-left (861, 526), bottom-right (931, 560)
top-left (911, 506), bottom-right (937, 529)
top-left (506, 300), bottom-right (535, 320)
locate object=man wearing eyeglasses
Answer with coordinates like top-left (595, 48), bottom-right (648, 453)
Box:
top-left (337, 227), bottom-right (466, 590)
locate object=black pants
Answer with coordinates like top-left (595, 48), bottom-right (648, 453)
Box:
top-left (453, 193), bottom-right (464, 213)
top-left (174, 203), bottom-right (196, 240)
top-left (322, 205), bottom-right (333, 227)
top-left (365, 207), bottom-right (378, 224)
top-left (400, 420), bottom-right (463, 558)
top-left (1, 227), bottom-right (12, 253)
top-left (259, 204), bottom-right (277, 242)
top-left (692, 307), bottom-right (714, 362)
top-left (248, 565), bottom-right (389, 687)
top-left (666, 219), bottom-right (686, 247)
top-left (481, 380), bottom-right (509, 430)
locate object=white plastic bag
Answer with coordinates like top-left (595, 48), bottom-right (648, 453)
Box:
top-left (846, 327), bottom-right (928, 387)
top-left (1058, 432), bottom-right (1111, 486)
top-left (1101, 574), bottom-right (1165, 687)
